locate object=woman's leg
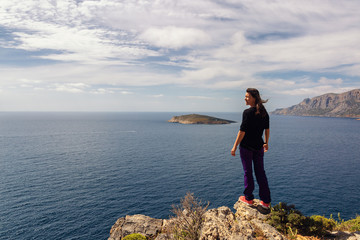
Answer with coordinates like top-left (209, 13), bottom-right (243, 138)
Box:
top-left (240, 147), bottom-right (255, 200)
top-left (253, 149), bottom-right (271, 203)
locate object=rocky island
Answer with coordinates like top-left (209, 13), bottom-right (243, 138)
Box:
top-left (168, 114), bottom-right (236, 124)
top-left (271, 89), bottom-right (360, 118)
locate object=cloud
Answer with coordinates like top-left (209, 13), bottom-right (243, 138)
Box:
top-left (266, 76), bottom-right (352, 97)
top-left (318, 77), bottom-right (342, 85)
top-left (54, 83), bottom-right (89, 93)
top-left (0, 1), bottom-right (159, 64)
top-left (139, 26), bottom-right (210, 49)
top-left (151, 94), bottom-right (164, 98)
top-left (179, 96), bottom-right (213, 100)
top-left (281, 86), bottom-right (354, 96)
top-left (2, 0), bottom-right (360, 73)
top-left (1, 0), bottom-right (360, 111)
top-left (120, 91), bottom-right (134, 95)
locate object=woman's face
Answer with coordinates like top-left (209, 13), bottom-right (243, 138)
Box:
top-left (245, 92), bottom-right (256, 106)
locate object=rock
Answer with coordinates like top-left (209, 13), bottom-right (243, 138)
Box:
top-left (326, 231), bottom-right (360, 240)
top-left (234, 199), bottom-right (270, 222)
top-left (168, 114), bottom-right (236, 124)
top-left (108, 199), bottom-right (359, 240)
top-left (199, 206), bottom-right (253, 240)
top-left (108, 214), bottom-right (163, 240)
top-left (234, 199), bottom-right (286, 240)
top-left (108, 199), bottom-right (288, 240)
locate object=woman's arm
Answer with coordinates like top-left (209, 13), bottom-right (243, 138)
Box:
top-left (231, 130), bottom-right (245, 156)
top-left (263, 128), bottom-right (270, 152)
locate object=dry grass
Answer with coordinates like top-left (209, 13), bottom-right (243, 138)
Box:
top-left (168, 192), bottom-right (209, 240)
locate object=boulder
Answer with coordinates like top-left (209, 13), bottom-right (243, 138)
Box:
top-left (108, 214), bottom-right (163, 240)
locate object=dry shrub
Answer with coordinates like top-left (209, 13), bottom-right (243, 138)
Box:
top-left (168, 192), bottom-right (209, 240)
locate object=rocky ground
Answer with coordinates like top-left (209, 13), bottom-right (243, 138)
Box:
top-left (108, 199), bottom-right (360, 240)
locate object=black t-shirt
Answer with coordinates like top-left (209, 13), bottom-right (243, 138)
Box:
top-left (240, 107), bottom-right (269, 150)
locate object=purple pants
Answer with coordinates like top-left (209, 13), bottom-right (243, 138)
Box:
top-left (240, 146), bottom-right (271, 203)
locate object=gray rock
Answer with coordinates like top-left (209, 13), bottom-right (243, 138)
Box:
top-left (108, 199), bottom-right (288, 240)
top-left (108, 214), bottom-right (163, 240)
top-left (108, 199), bottom-right (357, 240)
top-left (234, 198), bottom-right (270, 222)
top-left (234, 199), bottom-right (286, 240)
top-left (199, 206), bottom-right (238, 240)
top-left (326, 231), bottom-right (360, 240)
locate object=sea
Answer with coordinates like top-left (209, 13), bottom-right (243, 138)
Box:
top-left (0, 112), bottom-right (359, 240)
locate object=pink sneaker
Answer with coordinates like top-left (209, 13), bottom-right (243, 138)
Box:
top-left (260, 201), bottom-right (270, 209)
top-left (239, 196), bottom-right (254, 206)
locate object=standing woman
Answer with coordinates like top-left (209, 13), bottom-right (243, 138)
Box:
top-left (231, 88), bottom-right (271, 209)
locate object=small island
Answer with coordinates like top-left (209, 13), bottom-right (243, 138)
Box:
top-left (168, 114), bottom-right (236, 124)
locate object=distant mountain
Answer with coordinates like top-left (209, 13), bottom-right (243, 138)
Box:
top-left (168, 114), bottom-right (236, 124)
top-left (271, 89), bottom-right (360, 118)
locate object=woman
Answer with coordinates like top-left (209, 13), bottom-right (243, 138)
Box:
top-left (231, 88), bottom-right (271, 209)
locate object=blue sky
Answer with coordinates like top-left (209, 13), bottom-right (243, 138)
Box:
top-left (0, 0), bottom-right (359, 112)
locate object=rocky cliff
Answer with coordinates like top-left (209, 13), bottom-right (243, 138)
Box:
top-left (108, 199), bottom-right (360, 240)
top-left (271, 89), bottom-right (360, 118)
top-left (108, 199), bottom-right (285, 240)
top-left (168, 114), bottom-right (236, 124)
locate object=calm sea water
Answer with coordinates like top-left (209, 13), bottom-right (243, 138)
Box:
top-left (0, 112), bottom-right (359, 240)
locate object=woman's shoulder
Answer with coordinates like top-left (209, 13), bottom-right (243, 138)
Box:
top-left (243, 107), bottom-right (256, 113)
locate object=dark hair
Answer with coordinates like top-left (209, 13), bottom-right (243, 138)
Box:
top-left (246, 88), bottom-right (268, 116)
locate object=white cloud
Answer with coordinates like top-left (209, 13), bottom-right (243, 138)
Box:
top-left (180, 96), bottom-right (213, 100)
top-left (2, 0), bottom-right (360, 72)
top-left (318, 77), bottom-right (343, 85)
top-left (20, 78), bottom-right (42, 84)
top-left (266, 76), bottom-right (353, 98)
top-left (120, 91), bottom-right (133, 95)
top-left (139, 26), bottom-right (210, 49)
top-left (282, 86), bottom-right (355, 96)
top-left (90, 88), bottom-right (113, 94)
top-left (151, 94), bottom-right (164, 98)
top-left (54, 83), bottom-right (89, 93)
top-left (1, 0), bottom-right (360, 111)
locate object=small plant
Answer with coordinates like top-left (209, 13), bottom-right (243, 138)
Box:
top-left (267, 202), bottom-right (303, 234)
top-left (123, 233), bottom-right (147, 240)
top-left (169, 192), bottom-right (209, 240)
top-left (336, 215), bottom-right (360, 232)
top-left (268, 202), bottom-right (334, 237)
top-left (288, 226), bottom-right (298, 240)
top-left (310, 215), bottom-right (336, 231)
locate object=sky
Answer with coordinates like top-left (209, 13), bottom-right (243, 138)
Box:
top-left (0, 0), bottom-right (359, 112)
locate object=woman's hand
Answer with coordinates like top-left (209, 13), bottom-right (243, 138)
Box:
top-left (263, 143), bottom-right (269, 152)
top-left (231, 147), bottom-right (237, 156)
top-left (231, 131), bottom-right (245, 157)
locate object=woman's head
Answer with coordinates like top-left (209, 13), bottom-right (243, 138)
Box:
top-left (246, 88), bottom-right (261, 105)
top-left (245, 88), bottom-right (268, 116)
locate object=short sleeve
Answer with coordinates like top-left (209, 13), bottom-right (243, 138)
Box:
top-left (264, 113), bottom-right (270, 129)
top-left (240, 109), bottom-right (249, 132)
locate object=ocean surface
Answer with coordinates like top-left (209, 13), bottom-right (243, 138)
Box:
top-left (0, 112), bottom-right (359, 240)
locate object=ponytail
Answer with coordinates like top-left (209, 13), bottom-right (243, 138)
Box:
top-left (246, 88), bottom-right (268, 117)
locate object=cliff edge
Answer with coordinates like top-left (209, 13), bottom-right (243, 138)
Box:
top-left (271, 89), bottom-right (360, 118)
top-left (108, 199), bottom-right (286, 240)
top-left (168, 114), bottom-right (236, 124)
top-left (108, 198), bottom-right (360, 240)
